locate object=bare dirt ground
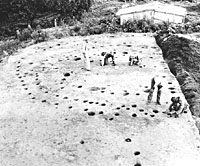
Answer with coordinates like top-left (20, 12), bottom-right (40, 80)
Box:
top-left (0, 33), bottom-right (200, 166)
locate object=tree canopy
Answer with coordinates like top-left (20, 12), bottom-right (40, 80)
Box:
top-left (0, 0), bottom-right (92, 24)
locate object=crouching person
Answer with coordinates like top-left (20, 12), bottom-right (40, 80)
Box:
top-left (129, 55), bottom-right (140, 66)
top-left (100, 51), bottom-right (116, 66)
top-left (168, 96), bottom-right (187, 118)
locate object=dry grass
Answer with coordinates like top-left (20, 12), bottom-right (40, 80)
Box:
top-left (0, 40), bottom-right (20, 60)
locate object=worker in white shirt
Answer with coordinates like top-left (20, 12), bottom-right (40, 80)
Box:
top-left (83, 38), bottom-right (91, 71)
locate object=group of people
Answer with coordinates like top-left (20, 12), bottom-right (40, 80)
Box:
top-left (147, 76), bottom-right (163, 105)
top-left (82, 38), bottom-right (140, 70)
top-left (146, 76), bottom-right (187, 118)
top-left (83, 38), bottom-right (187, 118)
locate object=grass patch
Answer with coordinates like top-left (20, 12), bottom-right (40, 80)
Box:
top-left (0, 40), bottom-right (20, 60)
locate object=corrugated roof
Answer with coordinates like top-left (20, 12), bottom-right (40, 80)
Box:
top-left (116, 2), bottom-right (187, 17)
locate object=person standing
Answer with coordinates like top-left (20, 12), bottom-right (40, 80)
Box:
top-left (156, 83), bottom-right (163, 105)
top-left (16, 29), bottom-right (21, 41)
top-left (83, 39), bottom-right (91, 71)
top-left (147, 76), bottom-right (163, 105)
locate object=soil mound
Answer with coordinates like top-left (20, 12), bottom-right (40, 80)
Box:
top-left (155, 32), bottom-right (200, 117)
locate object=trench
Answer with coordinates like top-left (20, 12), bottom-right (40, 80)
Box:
top-left (154, 31), bottom-right (200, 132)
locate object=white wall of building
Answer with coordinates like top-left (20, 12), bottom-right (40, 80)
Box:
top-left (117, 2), bottom-right (187, 25)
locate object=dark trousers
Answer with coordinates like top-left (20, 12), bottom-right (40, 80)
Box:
top-left (157, 88), bottom-right (161, 104)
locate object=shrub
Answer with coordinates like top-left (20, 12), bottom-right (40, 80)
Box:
top-left (73, 25), bottom-right (81, 33)
top-left (174, 24), bottom-right (185, 33)
top-left (149, 22), bottom-right (160, 32)
top-left (106, 17), bottom-right (121, 33)
top-left (0, 40), bottom-right (20, 59)
top-left (53, 30), bottom-right (65, 39)
top-left (162, 21), bottom-right (170, 30)
top-left (100, 23), bottom-right (107, 32)
top-left (20, 28), bottom-right (32, 41)
top-left (79, 26), bottom-right (90, 36)
top-left (60, 26), bottom-right (71, 36)
top-left (32, 30), bottom-right (49, 43)
top-left (195, 25), bottom-right (200, 32)
top-left (52, 0), bottom-right (92, 20)
top-left (67, 18), bottom-right (78, 26)
top-left (122, 20), bottom-right (137, 32)
top-left (81, 16), bottom-right (99, 28)
top-left (89, 26), bottom-right (102, 35)
top-left (121, 19), bottom-right (175, 33)
top-left (137, 19), bottom-right (144, 30)
top-left (69, 24), bottom-right (82, 36)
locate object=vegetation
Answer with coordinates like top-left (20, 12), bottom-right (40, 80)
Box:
top-left (1, 0), bottom-right (200, 61)
top-left (0, 0), bottom-right (92, 36)
top-left (1, 0), bottom-right (200, 37)
top-left (31, 29), bottom-right (49, 43)
top-left (0, 40), bottom-right (20, 60)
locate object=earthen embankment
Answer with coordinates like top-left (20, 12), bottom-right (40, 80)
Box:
top-left (155, 32), bottom-right (200, 118)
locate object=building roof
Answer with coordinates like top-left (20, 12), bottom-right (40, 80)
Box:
top-left (116, 2), bottom-right (187, 17)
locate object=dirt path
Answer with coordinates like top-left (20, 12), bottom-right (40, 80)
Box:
top-left (0, 33), bottom-right (200, 166)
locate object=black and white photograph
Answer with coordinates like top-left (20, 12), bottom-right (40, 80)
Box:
top-left (1, 0), bottom-right (200, 165)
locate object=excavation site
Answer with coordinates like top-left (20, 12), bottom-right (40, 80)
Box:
top-left (1, 0), bottom-right (200, 166)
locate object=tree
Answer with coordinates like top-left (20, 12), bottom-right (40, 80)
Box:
top-left (0, 0), bottom-right (12, 22)
top-left (0, 0), bottom-right (92, 36)
top-left (48, 0), bottom-right (92, 20)
top-left (0, 0), bottom-right (92, 24)
top-left (9, 0), bottom-right (48, 24)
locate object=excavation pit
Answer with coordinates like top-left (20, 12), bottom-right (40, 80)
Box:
top-left (88, 112), bottom-right (95, 116)
top-left (132, 114), bottom-right (137, 117)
